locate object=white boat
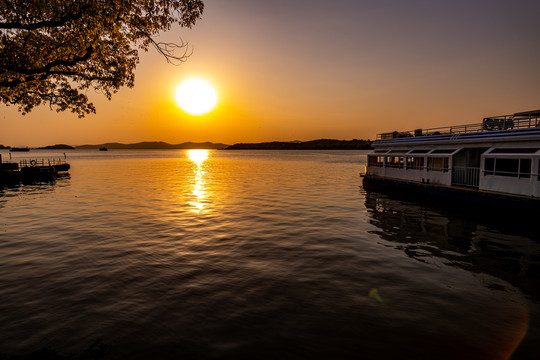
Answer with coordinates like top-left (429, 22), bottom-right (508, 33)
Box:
top-left (363, 109), bottom-right (540, 211)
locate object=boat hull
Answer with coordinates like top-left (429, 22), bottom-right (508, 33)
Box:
top-left (362, 174), bottom-right (540, 216)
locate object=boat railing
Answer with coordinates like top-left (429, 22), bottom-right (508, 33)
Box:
top-left (484, 169), bottom-right (533, 179)
top-left (452, 166), bottom-right (480, 188)
top-left (376, 112), bottom-right (540, 140)
top-left (19, 159), bottom-right (68, 167)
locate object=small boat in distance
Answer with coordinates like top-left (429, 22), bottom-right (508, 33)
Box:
top-left (99, 147), bottom-right (108, 151)
top-left (10, 147), bottom-right (30, 152)
top-left (363, 109), bottom-right (540, 212)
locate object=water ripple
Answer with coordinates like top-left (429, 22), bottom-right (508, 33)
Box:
top-left (0, 149), bottom-right (538, 359)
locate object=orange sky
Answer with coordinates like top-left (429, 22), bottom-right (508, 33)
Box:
top-left (2, 0), bottom-right (540, 147)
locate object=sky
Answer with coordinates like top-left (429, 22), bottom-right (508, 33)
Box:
top-left (2, 0), bottom-right (540, 147)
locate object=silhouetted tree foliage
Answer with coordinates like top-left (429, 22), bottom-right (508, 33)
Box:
top-left (0, 0), bottom-right (204, 117)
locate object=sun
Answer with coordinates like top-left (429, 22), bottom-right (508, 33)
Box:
top-left (175, 78), bottom-right (217, 116)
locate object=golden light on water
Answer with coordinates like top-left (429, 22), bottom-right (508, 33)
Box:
top-left (188, 149), bottom-right (209, 165)
top-left (368, 288), bottom-right (384, 304)
top-left (502, 297), bottom-right (531, 360)
top-left (188, 149), bottom-right (209, 213)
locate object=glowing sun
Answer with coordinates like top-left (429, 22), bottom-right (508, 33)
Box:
top-left (175, 78), bottom-right (217, 116)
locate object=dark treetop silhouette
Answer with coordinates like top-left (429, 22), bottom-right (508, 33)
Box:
top-left (0, 0), bottom-right (204, 117)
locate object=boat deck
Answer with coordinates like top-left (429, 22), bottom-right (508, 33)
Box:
top-left (375, 110), bottom-right (540, 145)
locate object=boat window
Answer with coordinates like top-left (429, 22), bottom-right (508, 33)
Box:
top-left (430, 149), bottom-right (456, 154)
top-left (427, 157), bottom-right (449, 172)
top-left (495, 158), bottom-right (519, 177)
top-left (484, 158), bottom-right (531, 178)
top-left (368, 155), bottom-right (384, 167)
top-left (410, 149), bottom-right (430, 154)
top-left (485, 158), bottom-right (494, 175)
top-left (389, 150), bottom-right (408, 154)
top-left (374, 150), bottom-right (389, 153)
top-left (489, 148), bottom-right (540, 154)
top-left (379, 132), bottom-right (396, 140)
top-left (520, 159), bottom-right (531, 178)
top-left (406, 157), bottom-right (424, 170)
top-left (386, 156), bottom-right (405, 168)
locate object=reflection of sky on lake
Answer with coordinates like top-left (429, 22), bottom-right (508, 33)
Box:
top-left (0, 150), bottom-right (539, 359)
top-left (364, 191), bottom-right (540, 359)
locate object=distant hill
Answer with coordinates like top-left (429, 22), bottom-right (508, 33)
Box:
top-left (0, 144), bottom-right (8, 149)
top-left (38, 144), bottom-right (75, 150)
top-left (225, 139), bottom-right (372, 150)
top-left (76, 141), bottom-right (229, 150)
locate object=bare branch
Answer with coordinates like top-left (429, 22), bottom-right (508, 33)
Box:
top-left (153, 40), bottom-right (193, 65)
top-left (130, 21), bottom-right (193, 64)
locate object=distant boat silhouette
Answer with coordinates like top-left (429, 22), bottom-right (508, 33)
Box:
top-left (99, 147), bottom-right (108, 151)
top-left (10, 147), bottom-right (30, 152)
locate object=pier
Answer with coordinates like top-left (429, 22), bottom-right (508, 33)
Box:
top-left (0, 154), bottom-right (70, 184)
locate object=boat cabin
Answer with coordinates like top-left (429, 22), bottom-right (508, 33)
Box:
top-left (365, 110), bottom-right (540, 199)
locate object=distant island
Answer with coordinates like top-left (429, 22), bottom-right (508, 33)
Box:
top-left (76, 141), bottom-right (229, 150)
top-left (225, 139), bottom-right (372, 150)
top-left (38, 144), bottom-right (75, 150)
top-left (2, 140), bottom-right (374, 151)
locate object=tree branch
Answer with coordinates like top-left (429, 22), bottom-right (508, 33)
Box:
top-left (0, 0), bottom-right (204, 116)
top-left (0, 46), bottom-right (94, 77)
top-left (131, 21), bottom-right (192, 64)
top-left (0, 70), bottom-right (80, 87)
top-left (0, 12), bottom-right (83, 30)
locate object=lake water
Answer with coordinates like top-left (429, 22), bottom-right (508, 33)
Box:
top-left (0, 149), bottom-right (539, 359)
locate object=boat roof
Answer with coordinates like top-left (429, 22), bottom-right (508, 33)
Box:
top-left (374, 109), bottom-right (540, 142)
top-left (513, 109), bottom-right (540, 117)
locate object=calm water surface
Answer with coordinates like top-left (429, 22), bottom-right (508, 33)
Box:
top-left (0, 149), bottom-right (538, 359)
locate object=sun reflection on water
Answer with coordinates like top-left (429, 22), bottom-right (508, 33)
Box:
top-left (188, 149), bottom-right (209, 165)
top-left (187, 149), bottom-right (209, 213)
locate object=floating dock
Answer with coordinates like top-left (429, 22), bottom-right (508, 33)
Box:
top-left (0, 154), bottom-right (70, 184)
